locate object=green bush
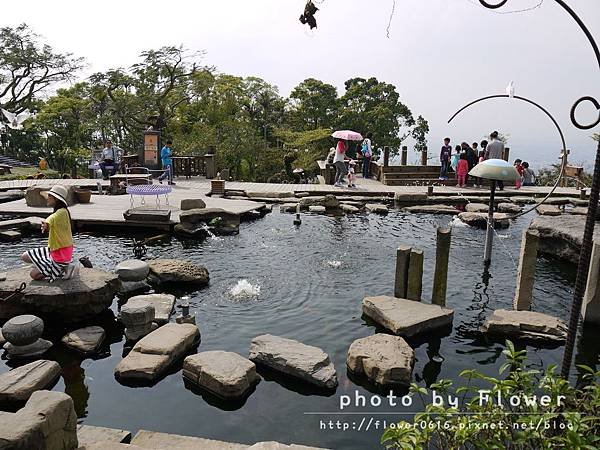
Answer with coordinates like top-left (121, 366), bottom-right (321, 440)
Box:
top-left (381, 341), bottom-right (599, 450)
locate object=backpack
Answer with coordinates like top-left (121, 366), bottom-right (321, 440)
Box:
top-left (361, 139), bottom-right (371, 157)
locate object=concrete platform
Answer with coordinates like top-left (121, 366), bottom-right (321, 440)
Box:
top-left (362, 296), bottom-right (454, 338)
top-left (481, 309), bottom-right (568, 343)
top-left (77, 424), bottom-right (131, 446)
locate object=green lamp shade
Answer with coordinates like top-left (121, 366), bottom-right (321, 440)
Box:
top-left (469, 158), bottom-right (519, 182)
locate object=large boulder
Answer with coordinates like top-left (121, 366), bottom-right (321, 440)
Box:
top-left (362, 296), bottom-right (454, 338)
top-left (299, 195), bottom-right (340, 210)
top-left (183, 351), bottom-right (260, 399)
top-left (115, 260), bottom-right (149, 282)
top-left (147, 259), bottom-right (209, 286)
top-left (0, 390), bottom-right (78, 449)
top-left (61, 326), bottom-right (105, 355)
top-left (0, 268), bottom-right (120, 322)
top-left (249, 334), bottom-right (337, 389)
top-left (178, 208), bottom-right (240, 231)
top-left (2, 315), bottom-right (44, 346)
top-left (25, 185), bottom-right (76, 207)
top-left (529, 215), bottom-right (600, 264)
top-left (0, 360), bottom-right (61, 404)
top-left (115, 323), bottom-right (200, 384)
top-left (481, 309), bottom-right (567, 343)
top-left (180, 198), bottom-right (206, 211)
top-left (347, 334), bottom-right (414, 386)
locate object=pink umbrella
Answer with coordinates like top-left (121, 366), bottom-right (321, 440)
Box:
top-left (332, 130), bottom-right (363, 141)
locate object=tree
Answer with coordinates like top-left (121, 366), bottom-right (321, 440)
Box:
top-left (411, 115), bottom-right (429, 153)
top-left (0, 24), bottom-right (83, 114)
top-left (336, 77), bottom-right (414, 153)
top-left (288, 78), bottom-right (338, 131)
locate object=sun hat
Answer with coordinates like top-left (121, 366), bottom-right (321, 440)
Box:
top-left (40, 185), bottom-right (69, 206)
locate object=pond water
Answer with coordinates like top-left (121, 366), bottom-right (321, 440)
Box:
top-left (0, 209), bottom-right (597, 450)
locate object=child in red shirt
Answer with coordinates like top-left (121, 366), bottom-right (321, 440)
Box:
top-left (456, 153), bottom-right (469, 188)
top-left (514, 159), bottom-right (524, 189)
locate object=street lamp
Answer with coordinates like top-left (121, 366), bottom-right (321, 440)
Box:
top-left (469, 159), bottom-right (519, 264)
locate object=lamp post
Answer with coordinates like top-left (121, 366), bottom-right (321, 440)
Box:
top-left (478, 0), bottom-right (599, 379)
top-left (469, 159), bottom-right (519, 264)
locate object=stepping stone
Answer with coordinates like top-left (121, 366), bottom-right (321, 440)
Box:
top-left (465, 203), bottom-right (489, 213)
top-left (249, 334), bottom-right (337, 389)
top-left (77, 424), bottom-right (132, 447)
top-left (0, 268), bottom-right (120, 322)
top-left (115, 323), bottom-right (200, 384)
top-left (481, 309), bottom-right (567, 343)
top-left (365, 204), bottom-right (388, 214)
top-left (180, 198), bottom-right (207, 210)
top-left (120, 298), bottom-right (156, 341)
top-left (118, 280), bottom-right (152, 296)
top-left (402, 205), bottom-right (458, 215)
top-left (147, 259), bottom-right (209, 286)
top-left (510, 196), bottom-right (538, 205)
top-left (0, 230), bottom-right (21, 242)
top-left (537, 205), bottom-right (562, 216)
top-left (340, 204), bottom-right (360, 214)
top-left (183, 351), bottom-right (260, 399)
top-left (128, 294), bottom-right (175, 325)
top-left (61, 326), bottom-right (105, 354)
top-left (2, 314), bottom-right (44, 346)
top-left (0, 329), bottom-right (5, 346)
top-left (347, 334), bottom-right (414, 386)
top-left (308, 205), bottom-right (326, 213)
top-left (0, 360), bottom-right (61, 403)
top-left (497, 202), bottom-right (522, 214)
top-left (115, 260), bottom-right (150, 282)
top-left (279, 203), bottom-right (298, 213)
top-left (541, 197), bottom-right (572, 206)
top-left (457, 212), bottom-right (510, 229)
top-left (362, 296), bottom-right (454, 338)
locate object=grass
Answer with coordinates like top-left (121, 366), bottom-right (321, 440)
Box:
top-left (0, 167), bottom-right (60, 181)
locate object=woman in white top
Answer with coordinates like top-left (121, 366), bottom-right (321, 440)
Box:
top-left (333, 139), bottom-right (347, 186)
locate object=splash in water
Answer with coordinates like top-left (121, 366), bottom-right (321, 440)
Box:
top-left (450, 217), bottom-right (468, 228)
top-left (229, 279), bottom-right (261, 298)
top-left (325, 260), bottom-right (343, 268)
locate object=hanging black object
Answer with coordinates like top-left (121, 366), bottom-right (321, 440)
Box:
top-left (299, 1), bottom-right (319, 29)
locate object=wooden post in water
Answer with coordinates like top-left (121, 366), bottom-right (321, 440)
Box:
top-left (513, 230), bottom-right (539, 311)
top-left (394, 245), bottom-right (411, 299)
top-left (401, 146), bottom-right (408, 165)
top-left (432, 228), bottom-right (451, 306)
top-left (421, 147), bottom-right (428, 166)
top-left (580, 188), bottom-right (588, 200)
top-left (383, 146), bottom-right (390, 168)
top-left (406, 249), bottom-right (424, 301)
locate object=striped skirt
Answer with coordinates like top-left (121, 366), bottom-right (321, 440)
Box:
top-left (26, 247), bottom-right (69, 282)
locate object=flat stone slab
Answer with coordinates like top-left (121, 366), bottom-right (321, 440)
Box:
top-left (280, 203), bottom-right (298, 213)
top-left (61, 326), bottom-right (105, 354)
top-left (540, 197), bottom-right (573, 206)
top-left (308, 205), bottom-right (326, 213)
top-left (365, 204), bottom-right (388, 214)
top-left (0, 216), bottom-right (43, 232)
top-left (127, 294), bottom-right (175, 325)
top-left (497, 202), bottom-right (522, 214)
top-left (0, 230), bottom-right (21, 242)
top-left (529, 215), bottom-right (600, 264)
top-left (77, 424), bottom-right (132, 447)
top-left (340, 204), bottom-right (360, 214)
top-left (0, 360), bottom-right (61, 403)
top-left (510, 196), bottom-right (538, 205)
top-left (115, 323), bottom-right (199, 383)
top-left (118, 280), bottom-right (151, 296)
top-left (465, 203), bottom-right (489, 213)
top-left (481, 309), bottom-right (567, 342)
top-left (402, 205), bottom-right (458, 215)
top-left (147, 259), bottom-right (209, 286)
top-left (347, 334), bottom-right (414, 386)
top-left (183, 351), bottom-right (260, 399)
top-left (115, 260), bottom-right (150, 282)
top-left (130, 430), bottom-right (329, 450)
top-left (362, 296), bottom-right (454, 338)
top-left (0, 268), bottom-right (120, 322)
top-left (537, 205), bottom-right (562, 216)
top-left (249, 334), bottom-right (337, 389)
top-left (457, 212), bottom-right (510, 229)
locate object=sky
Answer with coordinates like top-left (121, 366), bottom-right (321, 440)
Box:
top-left (2, 0), bottom-right (599, 168)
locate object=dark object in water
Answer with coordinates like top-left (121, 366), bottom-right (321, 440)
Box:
top-left (299, 0), bottom-right (318, 29)
top-left (79, 256), bottom-right (93, 268)
top-left (132, 239), bottom-right (147, 259)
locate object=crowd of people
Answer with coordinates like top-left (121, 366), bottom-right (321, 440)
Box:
top-left (441, 131), bottom-right (536, 189)
top-left (328, 133), bottom-right (373, 188)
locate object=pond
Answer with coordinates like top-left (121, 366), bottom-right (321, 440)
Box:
top-left (0, 208), bottom-right (596, 449)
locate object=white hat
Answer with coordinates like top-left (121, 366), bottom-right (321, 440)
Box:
top-left (40, 185), bottom-right (69, 206)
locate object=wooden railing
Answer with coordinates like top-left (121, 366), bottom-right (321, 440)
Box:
top-left (172, 156), bottom-right (205, 178)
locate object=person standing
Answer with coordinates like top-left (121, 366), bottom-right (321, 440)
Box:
top-left (158, 140), bottom-right (175, 185)
top-left (462, 142), bottom-right (477, 187)
top-left (451, 144), bottom-right (461, 174)
top-left (522, 162), bottom-right (536, 186)
top-left (361, 133), bottom-right (373, 179)
top-left (439, 138), bottom-right (452, 180)
top-left (456, 153), bottom-right (469, 188)
top-left (99, 140), bottom-right (120, 180)
top-left (484, 131), bottom-right (505, 190)
top-left (333, 139), bottom-right (347, 187)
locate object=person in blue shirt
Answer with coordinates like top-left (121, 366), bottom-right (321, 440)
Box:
top-left (158, 140), bottom-right (175, 185)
